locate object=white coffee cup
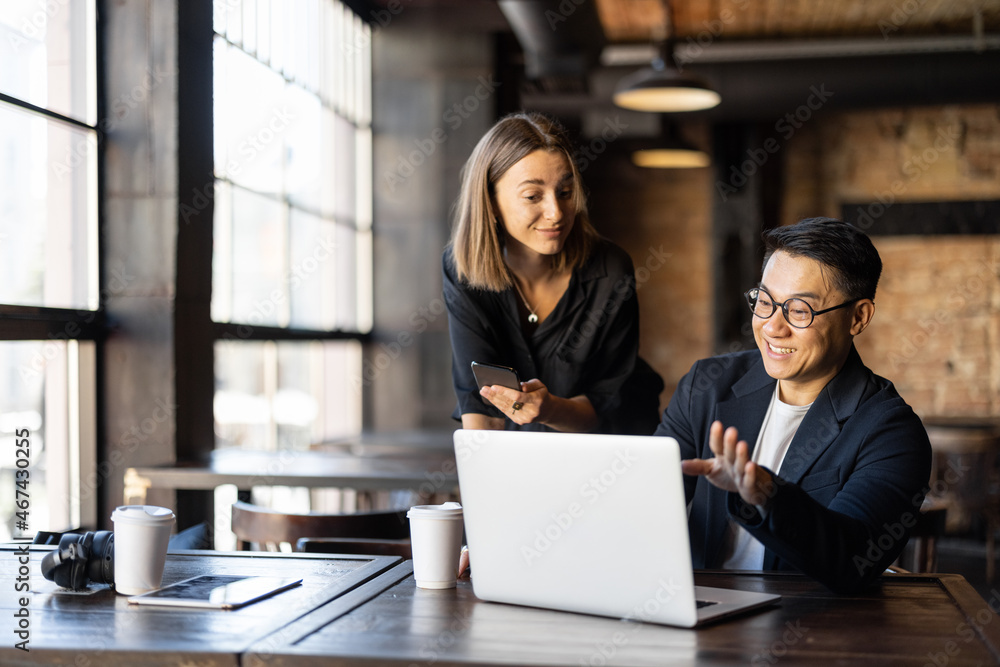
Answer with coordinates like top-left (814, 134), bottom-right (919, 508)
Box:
top-left (111, 505), bottom-right (175, 595)
top-left (407, 502), bottom-right (464, 589)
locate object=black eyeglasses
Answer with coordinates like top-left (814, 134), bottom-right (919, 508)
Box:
top-left (744, 287), bottom-right (858, 329)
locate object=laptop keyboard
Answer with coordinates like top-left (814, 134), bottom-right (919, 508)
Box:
top-left (696, 600), bottom-right (718, 609)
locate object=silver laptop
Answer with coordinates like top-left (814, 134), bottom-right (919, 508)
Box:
top-left (453, 429), bottom-right (780, 628)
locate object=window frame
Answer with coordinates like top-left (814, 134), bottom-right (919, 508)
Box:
top-left (0, 3), bottom-right (104, 536)
top-left (207, 0), bottom-right (373, 453)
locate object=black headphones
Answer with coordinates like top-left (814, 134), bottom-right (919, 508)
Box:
top-left (40, 531), bottom-right (115, 590)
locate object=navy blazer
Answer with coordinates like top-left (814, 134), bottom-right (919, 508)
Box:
top-left (655, 345), bottom-right (932, 593)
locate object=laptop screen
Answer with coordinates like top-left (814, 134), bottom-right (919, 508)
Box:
top-left (454, 429), bottom-right (701, 627)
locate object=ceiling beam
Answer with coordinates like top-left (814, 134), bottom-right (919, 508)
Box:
top-left (602, 34), bottom-right (1000, 65)
top-left (521, 46), bottom-right (1000, 122)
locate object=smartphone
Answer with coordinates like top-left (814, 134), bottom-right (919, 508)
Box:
top-left (470, 361), bottom-right (521, 391)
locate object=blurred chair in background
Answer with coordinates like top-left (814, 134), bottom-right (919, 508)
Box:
top-left (230, 500), bottom-right (411, 557)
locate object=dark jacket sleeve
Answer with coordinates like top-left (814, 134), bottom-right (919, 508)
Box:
top-left (441, 249), bottom-right (503, 420)
top-left (655, 351), bottom-right (932, 594)
top-left (653, 357), bottom-right (702, 501)
top-left (729, 397), bottom-right (932, 594)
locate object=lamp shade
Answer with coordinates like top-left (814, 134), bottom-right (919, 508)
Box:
top-left (632, 147), bottom-right (710, 168)
top-left (613, 59), bottom-right (721, 113)
top-left (630, 121), bottom-right (711, 169)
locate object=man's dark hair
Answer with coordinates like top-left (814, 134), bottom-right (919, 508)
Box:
top-left (762, 217), bottom-right (882, 301)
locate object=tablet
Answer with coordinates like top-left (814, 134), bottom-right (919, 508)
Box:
top-left (126, 574), bottom-right (302, 609)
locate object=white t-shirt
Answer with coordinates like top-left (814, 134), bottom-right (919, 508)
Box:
top-left (721, 384), bottom-right (811, 570)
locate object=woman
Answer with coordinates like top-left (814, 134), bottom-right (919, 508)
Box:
top-left (443, 112), bottom-right (663, 434)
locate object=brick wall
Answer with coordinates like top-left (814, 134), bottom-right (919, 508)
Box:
top-left (589, 104), bottom-right (999, 421)
top-left (586, 142), bottom-right (714, 414)
top-left (782, 104), bottom-right (1000, 418)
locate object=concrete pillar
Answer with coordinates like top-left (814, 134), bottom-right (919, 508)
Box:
top-left (100, 0), bottom-right (180, 526)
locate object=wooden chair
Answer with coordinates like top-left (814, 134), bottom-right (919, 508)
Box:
top-left (894, 500), bottom-right (948, 573)
top-left (230, 500), bottom-right (411, 556)
top-left (925, 421), bottom-right (1000, 582)
top-left (296, 536), bottom-right (412, 558)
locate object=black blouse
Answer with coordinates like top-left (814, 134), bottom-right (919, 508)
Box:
top-left (442, 239), bottom-right (663, 434)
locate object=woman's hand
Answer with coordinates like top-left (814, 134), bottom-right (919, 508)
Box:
top-left (479, 379), bottom-right (546, 425)
top-left (478, 379), bottom-right (597, 432)
top-left (458, 545), bottom-right (470, 578)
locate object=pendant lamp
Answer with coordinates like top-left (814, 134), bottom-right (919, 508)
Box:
top-left (631, 122), bottom-right (710, 169)
top-left (612, 0), bottom-right (721, 113)
top-left (632, 145), bottom-right (710, 168)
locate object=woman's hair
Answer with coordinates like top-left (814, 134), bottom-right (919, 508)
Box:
top-left (449, 111), bottom-right (599, 290)
top-left (762, 217), bottom-right (882, 301)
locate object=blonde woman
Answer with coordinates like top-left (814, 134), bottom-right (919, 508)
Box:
top-left (443, 112), bottom-right (662, 434)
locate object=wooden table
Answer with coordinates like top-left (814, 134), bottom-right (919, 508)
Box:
top-left (124, 445), bottom-right (459, 505)
top-left (8, 545), bottom-right (1000, 666)
top-left (247, 565), bottom-right (1000, 666)
top-left (0, 545), bottom-right (401, 667)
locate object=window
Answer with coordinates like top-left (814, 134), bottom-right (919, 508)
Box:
top-left (211, 0), bottom-right (372, 453)
top-left (0, 1), bottom-right (99, 541)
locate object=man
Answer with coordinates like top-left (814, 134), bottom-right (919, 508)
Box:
top-left (656, 217), bottom-right (931, 594)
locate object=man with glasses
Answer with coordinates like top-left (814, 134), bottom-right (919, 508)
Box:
top-left (656, 217), bottom-right (931, 593)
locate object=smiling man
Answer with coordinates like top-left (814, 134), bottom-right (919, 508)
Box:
top-left (656, 217), bottom-right (931, 594)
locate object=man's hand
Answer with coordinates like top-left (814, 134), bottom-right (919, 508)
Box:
top-left (680, 420), bottom-right (776, 510)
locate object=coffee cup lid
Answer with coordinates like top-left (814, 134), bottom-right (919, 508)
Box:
top-left (111, 505), bottom-right (176, 525)
top-left (407, 501), bottom-right (462, 519)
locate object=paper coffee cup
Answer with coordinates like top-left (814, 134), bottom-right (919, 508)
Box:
top-left (407, 502), bottom-right (464, 589)
top-left (111, 505), bottom-right (175, 595)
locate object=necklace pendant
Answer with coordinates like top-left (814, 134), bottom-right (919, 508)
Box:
top-left (528, 313), bottom-right (539, 324)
